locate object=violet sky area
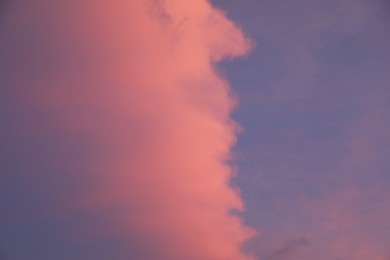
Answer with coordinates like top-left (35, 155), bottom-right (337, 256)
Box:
top-left (1, 0), bottom-right (390, 259)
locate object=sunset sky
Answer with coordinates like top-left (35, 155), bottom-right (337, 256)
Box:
top-left (1, 0), bottom-right (389, 259)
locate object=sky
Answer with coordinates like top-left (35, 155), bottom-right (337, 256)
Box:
top-left (0, 0), bottom-right (389, 260)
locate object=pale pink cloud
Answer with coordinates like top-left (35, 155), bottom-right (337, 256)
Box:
top-left (2, 0), bottom-right (254, 259)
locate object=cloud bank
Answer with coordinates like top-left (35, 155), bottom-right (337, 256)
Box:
top-left (0, 0), bottom-right (254, 259)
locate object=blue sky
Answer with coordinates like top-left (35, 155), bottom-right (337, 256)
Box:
top-left (213, 0), bottom-right (390, 258)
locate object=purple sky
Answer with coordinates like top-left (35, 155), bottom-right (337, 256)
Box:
top-left (1, 0), bottom-right (390, 259)
top-left (213, 0), bottom-right (390, 258)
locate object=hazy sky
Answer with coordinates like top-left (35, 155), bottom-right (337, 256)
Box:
top-left (1, 1), bottom-right (389, 259)
top-left (213, 0), bottom-right (390, 259)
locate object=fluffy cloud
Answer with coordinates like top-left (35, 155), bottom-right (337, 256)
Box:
top-left (0, 0), bottom-right (254, 259)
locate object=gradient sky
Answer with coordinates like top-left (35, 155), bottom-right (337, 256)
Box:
top-left (1, 0), bottom-right (389, 260)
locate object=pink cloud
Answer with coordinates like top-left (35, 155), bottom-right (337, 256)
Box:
top-left (2, 0), bottom-right (254, 259)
